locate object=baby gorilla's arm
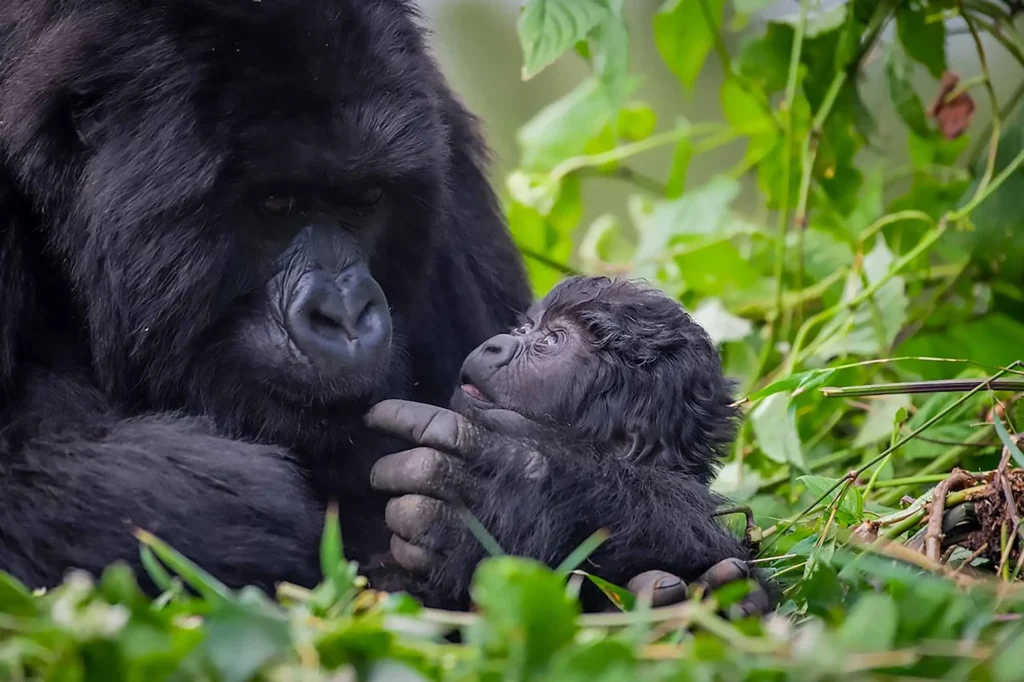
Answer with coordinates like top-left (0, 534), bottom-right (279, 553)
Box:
top-left (365, 399), bottom-right (774, 613)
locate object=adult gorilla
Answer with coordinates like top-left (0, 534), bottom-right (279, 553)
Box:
top-left (0, 0), bottom-right (703, 609)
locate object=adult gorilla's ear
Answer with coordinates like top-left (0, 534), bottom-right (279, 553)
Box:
top-left (0, 172), bottom-right (36, 391)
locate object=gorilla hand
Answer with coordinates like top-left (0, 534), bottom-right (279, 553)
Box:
top-left (628, 559), bottom-right (775, 617)
top-left (365, 399), bottom-right (545, 582)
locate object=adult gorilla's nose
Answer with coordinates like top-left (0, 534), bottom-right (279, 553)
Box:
top-left (286, 266), bottom-right (392, 372)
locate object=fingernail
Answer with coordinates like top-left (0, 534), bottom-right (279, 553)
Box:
top-left (655, 576), bottom-right (682, 590)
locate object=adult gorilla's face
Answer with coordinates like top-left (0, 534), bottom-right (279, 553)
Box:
top-left (0, 1), bottom-right (448, 416)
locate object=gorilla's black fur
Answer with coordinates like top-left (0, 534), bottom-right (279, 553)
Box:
top-left (0, 0), bottom-right (531, 594)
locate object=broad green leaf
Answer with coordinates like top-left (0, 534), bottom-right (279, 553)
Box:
top-left (838, 594), bottom-right (898, 652)
top-left (517, 0), bottom-right (614, 80)
top-left (853, 394), bottom-right (912, 448)
top-left (885, 43), bottom-right (930, 138)
top-left (631, 175), bottom-right (741, 280)
top-left (0, 573), bottom-right (37, 617)
top-left (654, 0), bottom-right (726, 90)
top-left (798, 475), bottom-right (863, 525)
top-left (895, 1), bottom-right (947, 79)
top-left (471, 557), bottom-right (578, 677)
top-left (691, 298), bottom-right (753, 344)
top-left (547, 640), bottom-right (636, 682)
top-left (736, 22), bottom-right (793, 94)
top-left (202, 598), bottom-right (291, 682)
top-left (589, 2), bottom-right (630, 106)
top-left (750, 392), bottom-right (805, 469)
top-left (812, 236), bottom-right (909, 362)
top-left (719, 76), bottom-right (774, 136)
top-left (674, 240), bottom-right (762, 297)
top-left (517, 77), bottom-right (617, 172)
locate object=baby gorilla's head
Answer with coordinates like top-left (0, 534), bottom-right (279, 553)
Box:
top-left (453, 276), bottom-right (737, 482)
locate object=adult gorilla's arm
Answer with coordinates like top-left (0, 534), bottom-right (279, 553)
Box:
top-left (365, 400), bottom-right (773, 612)
top-left (0, 379), bottom-right (323, 593)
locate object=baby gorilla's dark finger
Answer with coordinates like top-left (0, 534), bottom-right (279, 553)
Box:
top-left (687, 557), bottom-right (750, 598)
top-left (736, 586), bottom-right (774, 618)
top-left (626, 570), bottom-right (689, 607)
top-left (390, 534), bottom-right (440, 575)
top-left (364, 400), bottom-right (467, 452)
top-left (370, 448), bottom-right (459, 499)
top-left (385, 494), bottom-right (448, 545)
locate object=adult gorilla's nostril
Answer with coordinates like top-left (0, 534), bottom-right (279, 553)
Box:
top-left (285, 266), bottom-right (393, 374)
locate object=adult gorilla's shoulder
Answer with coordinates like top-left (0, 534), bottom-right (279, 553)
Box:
top-left (0, 0), bottom-right (530, 594)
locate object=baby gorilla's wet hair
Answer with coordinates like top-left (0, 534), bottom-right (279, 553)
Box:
top-left (542, 276), bottom-right (737, 484)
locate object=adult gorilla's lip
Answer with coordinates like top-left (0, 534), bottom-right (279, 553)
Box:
top-left (461, 383), bottom-right (490, 403)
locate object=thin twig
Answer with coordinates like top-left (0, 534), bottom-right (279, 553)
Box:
top-left (925, 470), bottom-right (975, 562)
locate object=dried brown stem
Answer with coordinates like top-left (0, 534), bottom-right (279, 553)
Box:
top-left (925, 470), bottom-right (975, 562)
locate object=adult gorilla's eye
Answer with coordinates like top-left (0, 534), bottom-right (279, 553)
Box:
top-left (352, 185), bottom-right (384, 207)
top-left (262, 195), bottom-right (298, 217)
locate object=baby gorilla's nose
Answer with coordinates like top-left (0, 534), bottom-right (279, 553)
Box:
top-left (286, 266), bottom-right (392, 373)
top-left (478, 333), bottom-right (518, 369)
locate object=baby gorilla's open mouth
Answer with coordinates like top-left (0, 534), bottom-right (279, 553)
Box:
top-left (461, 383), bottom-right (491, 403)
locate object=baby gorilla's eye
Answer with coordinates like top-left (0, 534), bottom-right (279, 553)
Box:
top-left (538, 330), bottom-right (560, 347)
top-left (261, 195), bottom-right (299, 217)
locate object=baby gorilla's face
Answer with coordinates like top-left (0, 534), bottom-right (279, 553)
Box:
top-left (452, 301), bottom-right (587, 424)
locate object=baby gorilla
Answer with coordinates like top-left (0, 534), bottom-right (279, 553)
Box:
top-left (366, 277), bottom-right (774, 613)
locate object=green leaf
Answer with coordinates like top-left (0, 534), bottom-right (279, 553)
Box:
top-left (854, 394), bottom-right (912, 448)
top-left (895, 1), bottom-right (947, 80)
top-left (666, 125), bottom-right (694, 197)
top-left (0, 573), bottom-right (38, 618)
top-left (737, 22), bottom-right (793, 94)
top-left (589, 2), bottom-right (630, 106)
top-left (993, 409), bottom-right (1024, 468)
top-left (885, 43), bottom-right (931, 138)
top-left (471, 557), bottom-right (579, 677)
top-left (573, 571), bottom-right (637, 611)
top-left (750, 392), bottom-right (805, 469)
top-left (517, 77), bottom-right (617, 171)
top-left (654, 0), bottom-right (726, 90)
top-left (719, 76), bottom-right (774, 135)
top-left (838, 593), bottom-right (898, 652)
top-left (517, 0), bottom-right (614, 80)
top-left (202, 597), bottom-right (291, 682)
top-left (812, 236), bottom-right (909, 362)
top-left (320, 504), bottom-right (343, 583)
top-left (798, 475), bottom-right (863, 525)
top-left (616, 102), bottom-right (657, 142)
top-left (674, 240), bottom-right (762, 297)
top-left (547, 640), bottom-right (636, 682)
top-left (747, 367), bottom-right (837, 402)
top-left (631, 175), bottom-right (741, 280)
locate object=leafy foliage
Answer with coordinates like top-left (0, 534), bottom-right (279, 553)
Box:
top-left (7, 0), bottom-right (1024, 678)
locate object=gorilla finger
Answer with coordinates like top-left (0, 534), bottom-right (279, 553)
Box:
top-left (365, 400), bottom-right (469, 453)
top-left (370, 448), bottom-right (462, 498)
top-left (736, 587), bottom-right (774, 619)
top-left (626, 570), bottom-right (689, 608)
top-left (390, 534), bottom-right (441, 575)
top-left (385, 494), bottom-right (450, 545)
top-left (688, 557), bottom-right (750, 598)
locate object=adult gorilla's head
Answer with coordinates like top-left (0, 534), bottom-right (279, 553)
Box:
top-left (0, 1), bottom-right (498, 438)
